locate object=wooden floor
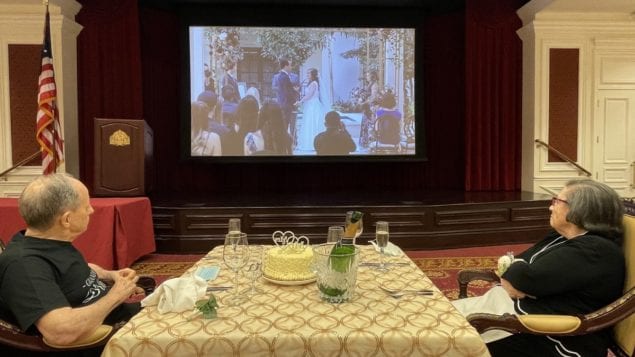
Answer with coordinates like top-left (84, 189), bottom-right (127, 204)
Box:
top-left (149, 190), bottom-right (553, 254)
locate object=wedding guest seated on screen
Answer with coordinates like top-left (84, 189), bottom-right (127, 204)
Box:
top-left (453, 179), bottom-right (625, 357)
top-left (223, 95), bottom-right (259, 156)
top-left (314, 111), bottom-right (356, 155)
top-left (191, 101), bottom-right (221, 156)
top-left (245, 100), bottom-right (292, 155)
top-left (0, 174), bottom-right (145, 355)
top-left (375, 90), bottom-right (402, 123)
top-left (197, 90), bottom-right (228, 139)
top-left (221, 85), bottom-right (239, 119)
top-left (373, 90), bottom-right (402, 146)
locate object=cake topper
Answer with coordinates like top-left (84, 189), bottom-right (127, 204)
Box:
top-left (271, 231), bottom-right (310, 252)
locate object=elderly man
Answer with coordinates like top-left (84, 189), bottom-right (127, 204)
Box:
top-left (0, 174), bottom-right (143, 353)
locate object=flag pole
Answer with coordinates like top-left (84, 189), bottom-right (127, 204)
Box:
top-left (36, 0), bottom-right (64, 174)
top-left (44, 0), bottom-right (56, 173)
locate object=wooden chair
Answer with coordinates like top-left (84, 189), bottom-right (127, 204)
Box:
top-left (456, 212), bottom-right (635, 357)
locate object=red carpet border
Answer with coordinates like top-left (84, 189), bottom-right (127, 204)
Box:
top-left (131, 244), bottom-right (532, 300)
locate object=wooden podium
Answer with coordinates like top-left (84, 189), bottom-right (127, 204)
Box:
top-left (93, 118), bottom-right (153, 196)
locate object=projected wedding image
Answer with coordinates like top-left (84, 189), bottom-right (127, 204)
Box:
top-left (189, 26), bottom-right (416, 157)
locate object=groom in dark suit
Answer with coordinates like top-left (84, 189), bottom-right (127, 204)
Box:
top-left (275, 58), bottom-right (299, 142)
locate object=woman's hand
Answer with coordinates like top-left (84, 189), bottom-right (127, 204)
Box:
top-left (500, 278), bottom-right (527, 299)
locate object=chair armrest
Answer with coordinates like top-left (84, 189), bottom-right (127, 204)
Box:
top-left (457, 269), bottom-right (500, 298)
top-left (467, 313), bottom-right (582, 335)
top-left (518, 315), bottom-right (582, 333)
top-left (0, 318), bottom-right (50, 352)
top-left (467, 287), bottom-right (635, 337)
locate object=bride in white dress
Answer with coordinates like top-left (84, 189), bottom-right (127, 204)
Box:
top-left (296, 68), bottom-right (326, 151)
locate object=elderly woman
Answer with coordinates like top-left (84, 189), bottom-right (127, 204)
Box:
top-left (453, 179), bottom-right (625, 357)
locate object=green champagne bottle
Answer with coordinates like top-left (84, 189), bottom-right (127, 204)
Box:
top-left (341, 210), bottom-right (363, 246)
top-left (329, 211), bottom-right (362, 272)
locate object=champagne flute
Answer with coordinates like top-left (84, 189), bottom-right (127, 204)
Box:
top-left (375, 221), bottom-right (389, 271)
top-left (345, 211), bottom-right (363, 244)
top-left (223, 232), bottom-right (249, 305)
top-left (327, 226), bottom-right (344, 243)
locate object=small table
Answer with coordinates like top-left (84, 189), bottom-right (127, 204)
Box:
top-left (0, 197), bottom-right (155, 269)
top-left (102, 245), bottom-right (489, 356)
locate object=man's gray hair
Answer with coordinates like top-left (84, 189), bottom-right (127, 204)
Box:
top-left (564, 179), bottom-right (624, 241)
top-left (18, 173), bottom-right (80, 231)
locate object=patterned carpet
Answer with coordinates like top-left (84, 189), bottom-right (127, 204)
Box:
top-left (131, 243), bottom-right (532, 300)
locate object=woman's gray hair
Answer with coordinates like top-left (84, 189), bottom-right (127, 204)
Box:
top-left (18, 173), bottom-right (80, 231)
top-left (563, 179), bottom-right (624, 241)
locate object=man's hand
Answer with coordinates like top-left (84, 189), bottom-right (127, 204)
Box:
top-left (500, 278), bottom-right (527, 299)
top-left (115, 268), bottom-right (137, 279)
top-left (114, 268), bottom-right (144, 296)
top-left (110, 271), bottom-right (140, 302)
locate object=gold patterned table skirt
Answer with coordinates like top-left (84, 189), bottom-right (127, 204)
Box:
top-left (102, 245), bottom-right (489, 357)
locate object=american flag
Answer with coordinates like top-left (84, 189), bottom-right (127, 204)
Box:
top-left (36, 6), bottom-right (64, 175)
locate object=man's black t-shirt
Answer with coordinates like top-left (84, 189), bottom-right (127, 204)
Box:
top-left (0, 232), bottom-right (108, 332)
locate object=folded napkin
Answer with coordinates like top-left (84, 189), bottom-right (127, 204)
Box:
top-left (141, 275), bottom-right (207, 314)
top-left (369, 241), bottom-right (403, 256)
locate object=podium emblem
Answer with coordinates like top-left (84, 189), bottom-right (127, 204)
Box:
top-left (109, 130), bottom-right (131, 146)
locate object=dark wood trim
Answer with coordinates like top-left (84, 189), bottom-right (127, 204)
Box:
top-left (151, 191), bottom-right (552, 253)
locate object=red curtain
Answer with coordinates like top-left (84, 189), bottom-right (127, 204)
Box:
top-left (464, 0), bottom-right (524, 191)
top-left (76, 0), bottom-right (143, 188)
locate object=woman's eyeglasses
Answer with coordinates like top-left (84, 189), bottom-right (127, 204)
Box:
top-left (551, 197), bottom-right (569, 206)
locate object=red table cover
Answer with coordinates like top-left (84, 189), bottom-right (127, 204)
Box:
top-left (0, 197), bottom-right (156, 269)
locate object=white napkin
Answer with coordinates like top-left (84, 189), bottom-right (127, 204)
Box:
top-left (369, 241), bottom-right (403, 256)
top-left (141, 275), bottom-right (207, 314)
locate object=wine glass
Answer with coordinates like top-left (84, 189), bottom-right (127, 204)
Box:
top-left (244, 245), bottom-right (264, 296)
top-left (223, 232), bottom-right (249, 305)
top-left (375, 221), bottom-right (389, 271)
top-left (345, 211), bottom-right (363, 244)
top-left (228, 218), bottom-right (241, 234)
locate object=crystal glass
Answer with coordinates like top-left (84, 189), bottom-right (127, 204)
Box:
top-left (228, 218), bottom-right (241, 234)
top-left (223, 232), bottom-right (249, 305)
top-left (312, 243), bottom-right (360, 303)
top-left (244, 245), bottom-right (263, 296)
top-left (327, 226), bottom-right (344, 243)
top-left (344, 211), bottom-right (363, 244)
top-left (375, 221), bottom-right (389, 271)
